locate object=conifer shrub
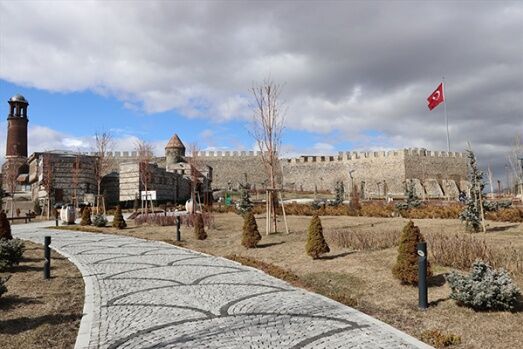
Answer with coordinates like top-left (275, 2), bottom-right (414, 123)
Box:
top-left (0, 238), bottom-right (25, 271)
top-left (305, 215), bottom-right (330, 259)
top-left (93, 214), bottom-right (108, 227)
top-left (236, 184), bottom-right (253, 215)
top-left (194, 213), bottom-right (207, 240)
top-left (241, 211), bottom-right (261, 248)
top-left (392, 220), bottom-right (432, 284)
top-left (112, 206), bottom-right (127, 229)
top-left (0, 211), bottom-right (12, 240)
top-left (446, 260), bottom-right (521, 311)
top-left (80, 207), bottom-right (92, 226)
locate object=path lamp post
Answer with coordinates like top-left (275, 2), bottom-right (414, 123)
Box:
top-left (44, 236), bottom-right (51, 279)
top-left (417, 242), bottom-right (428, 310)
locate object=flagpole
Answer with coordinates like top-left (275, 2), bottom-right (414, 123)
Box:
top-left (443, 76), bottom-right (450, 152)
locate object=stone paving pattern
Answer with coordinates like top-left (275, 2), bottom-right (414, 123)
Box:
top-left (13, 222), bottom-right (432, 349)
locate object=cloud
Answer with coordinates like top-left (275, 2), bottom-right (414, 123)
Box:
top-left (0, 0), bottom-right (522, 179)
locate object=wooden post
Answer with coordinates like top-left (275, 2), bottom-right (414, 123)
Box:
top-left (279, 190), bottom-right (289, 234)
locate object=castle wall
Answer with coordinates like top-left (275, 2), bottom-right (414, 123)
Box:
top-left (194, 151), bottom-right (268, 190)
top-left (404, 149), bottom-right (468, 198)
top-left (282, 151), bottom-right (407, 198)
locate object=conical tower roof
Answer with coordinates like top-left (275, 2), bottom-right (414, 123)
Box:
top-left (165, 134), bottom-right (185, 149)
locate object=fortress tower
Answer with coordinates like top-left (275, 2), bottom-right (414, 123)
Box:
top-left (165, 133), bottom-right (185, 169)
top-left (6, 94), bottom-right (29, 158)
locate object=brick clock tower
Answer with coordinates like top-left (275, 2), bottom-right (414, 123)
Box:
top-left (2, 94), bottom-right (30, 192)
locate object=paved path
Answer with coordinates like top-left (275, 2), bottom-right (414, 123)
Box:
top-left (13, 222), bottom-right (431, 349)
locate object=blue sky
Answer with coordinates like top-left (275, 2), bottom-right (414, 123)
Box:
top-left (0, 78), bottom-right (357, 156)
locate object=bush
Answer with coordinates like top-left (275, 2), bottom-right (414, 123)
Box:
top-left (0, 238), bottom-right (25, 271)
top-left (93, 214), bottom-right (108, 227)
top-left (112, 206), bottom-right (127, 229)
top-left (420, 329), bottom-right (461, 348)
top-left (446, 260), bottom-right (521, 311)
top-left (80, 207), bottom-right (92, 226)
top-left (305, 215), bottom-right (330, 259)
top-left (392, 221), bottom-right (432, 284)
top-left (0, 211), bottom-right (12, 240)
top-left (241, 211), bottom-right (261, 248)
top-left (194, 213), bottom-right (207, 240)
top-left (0, 276), bottom-right (8, 298)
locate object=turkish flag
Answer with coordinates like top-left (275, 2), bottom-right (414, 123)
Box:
top-left (427, 82), bottom-right (444, 110)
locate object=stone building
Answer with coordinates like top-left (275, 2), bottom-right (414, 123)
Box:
top-left (117, 134), bottom-right (213, 204)
top-left (27, 151), bottom-right (97, 206)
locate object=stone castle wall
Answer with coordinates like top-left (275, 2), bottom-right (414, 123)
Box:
top-left (104, 147), bottom-right (469, 200)
top-left (191, 151), bottom-right (268, 190)
top-left (282, 150), bottom-right (407, 198)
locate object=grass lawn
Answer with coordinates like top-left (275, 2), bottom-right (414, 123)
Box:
top-left (56, 214), bottom-right (523, 348)
top-left (0, 241), bottom-right (84, 349)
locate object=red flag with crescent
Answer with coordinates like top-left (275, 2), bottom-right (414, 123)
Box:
top-left (427, 83), bottom-right (444, 110)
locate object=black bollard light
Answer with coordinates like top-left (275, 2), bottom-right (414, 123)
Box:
top-left (44, 236), bottom-right (51, 279)
top-left (176, 216), bottom-right (181, 242)
top-left (55, 218), bottom-right (59, 227)
top-left (417, 241), bottom-right (428, 310)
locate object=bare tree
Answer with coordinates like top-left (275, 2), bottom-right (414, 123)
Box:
top-left (186, 143), bottom-right (202, 213)
top-left (250, 78), bottom-right (285, 234)
top-left (135, 139), bottom-right (153, 215)
top-left (41, 153), bottom-right (54, 219)
top-left (4, 161), bottom-right (18, 218)
top-left (507, 134), bottom-right (523, 195)
top-left (94, 131), bottom-right (114, 214)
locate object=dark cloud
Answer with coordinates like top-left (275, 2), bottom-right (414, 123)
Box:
top-left (0, 0), bottom-right (521, 181)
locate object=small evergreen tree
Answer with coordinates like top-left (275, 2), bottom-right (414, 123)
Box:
top-left (0, 211), bottom-right (12, 240)
top-left (392, 221), bottom-right (432, 284)
top-left (305, 215), bottom-right (330, 259)
top-left (405, 181), bottom-right (422, 208)
top-left (236, 183), bottom-right (253, 214)
top-left (459, 149), bottom-right (485, 233)
top-left (241, 211), bottom-right (261, 248)
top-left (333, 181), bottom-right (344, 206)
top-left (80, 206), bottom-right (92, 226)
top-left (194, 213), bottom-right (207, 240)
top-left (112, 206), bottom-right (127, 229)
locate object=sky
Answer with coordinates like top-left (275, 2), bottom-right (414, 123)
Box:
top-left (0, 0), bottom-right (522, 185)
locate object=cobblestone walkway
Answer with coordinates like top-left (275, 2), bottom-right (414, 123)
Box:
top-left (13, 223), bottom-right (431, 349)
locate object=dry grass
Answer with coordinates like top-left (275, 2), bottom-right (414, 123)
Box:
top-left (58, 213), bottom-right (523, 348)
top-left (0, 241), bottom-right (84, 349)
top-left (327, 228), bottom-right (400, 251)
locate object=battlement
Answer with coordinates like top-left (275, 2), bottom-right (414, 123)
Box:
top-left (284, 148), bottom-right (464, 163)
top-left (79, 151), bottom-right (153, 158)
top-left (195, 150), bottom-right (263, 157)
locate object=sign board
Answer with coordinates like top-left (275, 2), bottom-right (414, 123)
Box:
top-left (141, 191), bottom-right (157, 200)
